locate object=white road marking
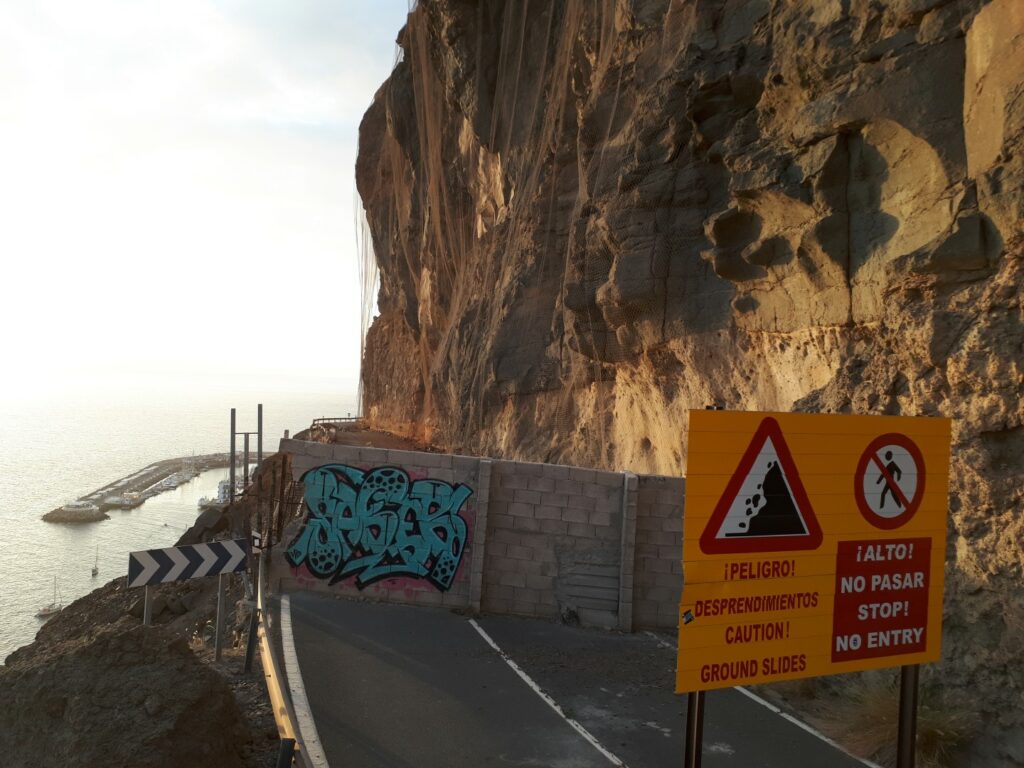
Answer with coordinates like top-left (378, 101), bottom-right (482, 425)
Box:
top-left (644, 630), bottom-right (675, 650)
top-left (643, 720), bottom-right (672, 738)
top-left (469, 619), bottom-right (628, 767)
top-left (733, 686), bottom-right (883, 768)
top-left (281, 595), bottom-right (330, 768)
top-left (641, 631), bottom-right (882, 767)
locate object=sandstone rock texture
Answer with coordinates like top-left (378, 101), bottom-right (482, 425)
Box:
top-left (356, 1), bottom-right (1022, 762)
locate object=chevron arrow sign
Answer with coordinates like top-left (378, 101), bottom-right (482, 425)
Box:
top-left (127, 539), bottom-right (249, 588)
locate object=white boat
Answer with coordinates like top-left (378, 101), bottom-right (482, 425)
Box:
top-left (91, 545), bottom-right (99, 577)
top-left (36, 576), bottom-right (63, 618)
top-left (197, 478), bottom-right (245, 510)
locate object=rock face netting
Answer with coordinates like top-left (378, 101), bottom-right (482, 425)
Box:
top-left (355, 2), bottom-right (1022, 763)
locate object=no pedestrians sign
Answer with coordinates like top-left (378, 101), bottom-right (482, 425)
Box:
top-left (676, 411), bottom-right (951, 693)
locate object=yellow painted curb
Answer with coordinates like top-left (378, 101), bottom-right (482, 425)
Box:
top-left (258, 569), bottom-right (307, 765)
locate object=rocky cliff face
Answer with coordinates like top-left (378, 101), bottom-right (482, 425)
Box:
top-left (356, 1), bottom-right (1023, 762)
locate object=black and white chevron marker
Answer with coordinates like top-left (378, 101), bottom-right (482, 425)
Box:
top-left (127, 539), bottom-right (249, 588)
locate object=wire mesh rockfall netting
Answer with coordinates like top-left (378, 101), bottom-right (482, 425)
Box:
top-left (354, 1), bottom-right (999, 474)
top-left (355, 1), bottom-right (716, 471)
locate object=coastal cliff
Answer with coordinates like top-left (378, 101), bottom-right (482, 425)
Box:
top-left (356, 1), bottom-right (1023, 763)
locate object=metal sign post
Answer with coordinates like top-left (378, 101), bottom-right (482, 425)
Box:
top-left (228, 405), bottom-right (262, 501)
top-left (257, 403), bottom-right (263, 472)
top-left (128, 540), bottom-right (249, 660)
top-left (215, 572), bottom-right (226, 661)
top-left (230, 408), bottom-right (237, 504)
top-left (276, 739), bottom-right (296, 768)
top-left (897, 664), bottom-right (920, 768)
top-left (244, 552), bottom-right (261, 673)
top-left (256, 473), bottom-right (265, 561)
top-left (142, 586), bottom-right (151, 626)
top-left (684, 691), bottom-right (705, 768)
top-left (274, 456), bottom-right (288, 551)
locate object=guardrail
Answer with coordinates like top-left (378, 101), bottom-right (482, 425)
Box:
top-left (257, 557), bottom-right (312, 768)
top-left (310, 416), bottom-right (360, 426)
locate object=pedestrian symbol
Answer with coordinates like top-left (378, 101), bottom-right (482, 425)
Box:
top-left (699, 417), bottom-right (823, 554)
top-left (854, 433), bottom-right (926, 529)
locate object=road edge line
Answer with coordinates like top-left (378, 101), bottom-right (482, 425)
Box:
top-left (281, 594), bottom-right (331, 768)
top-left (732, 686), bottom-right (884, 768)
top-left (468, 618), bottom-right (627, 767)
top-left (644, 631), bottom-right (882, 768)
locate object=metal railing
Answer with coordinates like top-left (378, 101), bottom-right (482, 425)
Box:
top-left (310, 415), bottom-right (360, 426)
top-left (257, 556), bottom-right (313, 768)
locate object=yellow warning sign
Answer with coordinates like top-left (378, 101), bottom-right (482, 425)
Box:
top-left (676, 410), bottom-right (951, 693)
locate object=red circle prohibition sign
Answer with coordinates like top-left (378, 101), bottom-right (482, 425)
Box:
top-left (854, 433), bottom-right (926, 529)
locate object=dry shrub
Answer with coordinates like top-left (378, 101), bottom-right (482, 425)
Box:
top-left (765, 675), bottom-right (823, 702)
top-left (812, 673), bottom-right (979, 768)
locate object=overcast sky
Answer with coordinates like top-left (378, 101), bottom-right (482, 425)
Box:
top-left (0, 0), bottom-right (409, 400)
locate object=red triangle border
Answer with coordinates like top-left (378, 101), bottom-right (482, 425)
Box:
top-left (698, 416), bottom-right (824, 554)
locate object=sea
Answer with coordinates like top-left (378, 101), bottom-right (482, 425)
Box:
top-left (0, 376), bottom-right (357, 662)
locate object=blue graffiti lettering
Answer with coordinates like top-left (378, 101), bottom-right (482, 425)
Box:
top-left (285, 464), bottom-right (471, 591)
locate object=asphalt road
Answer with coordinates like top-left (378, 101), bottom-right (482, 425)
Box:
top-left (283, 592), bottom-right (868, 768)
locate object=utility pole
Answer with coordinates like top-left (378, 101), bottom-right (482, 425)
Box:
top-left (257, 403), bottom-right (263, 472)
top-left (229, 408), bottom-right (237, 504)
top-left (229, 405), bottom-right (262, 501)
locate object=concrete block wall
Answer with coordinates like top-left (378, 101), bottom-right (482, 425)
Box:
top-left (482, 460), bottom-right (626, 629)
top-left (633, 475), bottom-right (686, 629)
top-left (273, 440), bottom-right (685, 631)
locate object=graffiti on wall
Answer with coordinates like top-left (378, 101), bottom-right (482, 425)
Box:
top-left (285, 464), bottom-right (472, 590)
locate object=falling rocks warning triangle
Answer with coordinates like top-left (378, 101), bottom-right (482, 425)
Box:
top-left (700, 417), bottom-right (823, 554)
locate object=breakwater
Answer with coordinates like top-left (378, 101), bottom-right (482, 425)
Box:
top-left (42, 454), bottom-right (238, 523)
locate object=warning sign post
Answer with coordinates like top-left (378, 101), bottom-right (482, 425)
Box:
top-left (677, 411), bottom-right (951, 694)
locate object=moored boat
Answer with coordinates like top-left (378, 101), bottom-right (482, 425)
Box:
top-left (36, 576), bottom-right (62, 619)
top-left (197, 478), bottom-right (244, 510)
